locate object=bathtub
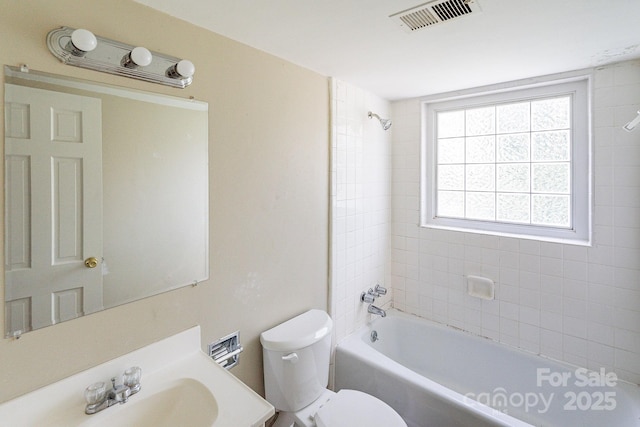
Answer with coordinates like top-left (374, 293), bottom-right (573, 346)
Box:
top-left (335, 310), bottom-right (640, 427)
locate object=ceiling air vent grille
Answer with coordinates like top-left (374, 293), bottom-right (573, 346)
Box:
top-left (391, 0), bottom-right (481, 33)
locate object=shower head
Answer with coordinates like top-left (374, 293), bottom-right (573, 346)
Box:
top-left (368, 111), bottom-right (392, 131)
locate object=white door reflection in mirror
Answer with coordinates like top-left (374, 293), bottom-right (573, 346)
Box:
top-left (4, 84), bottom-right (103, 335)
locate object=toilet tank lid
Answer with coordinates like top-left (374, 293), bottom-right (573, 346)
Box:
top-left (260, 309), bottom-right (333, 352)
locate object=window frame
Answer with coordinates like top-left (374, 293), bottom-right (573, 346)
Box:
top-left (421, 72), bottom-right (593, 245)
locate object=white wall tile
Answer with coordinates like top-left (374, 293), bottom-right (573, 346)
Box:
top-left (540, 311), bottom-right (562, 332)
top-left (519, 322), bottom-right (540, 349)
top-left (563, 279), bottom-right (587, 300)
top-left (519, 240), bottom-right (541, 255)
top-left (519, 305), bottom-right (540, 326)
top-left (587, 303), bottom-right (615, 327)
top-left (587, 321), bottom-right (616, 347)
top-left (540, 293), bottom-right (563, 315)
top-left (541, 329), bottom-right (563, 360)
top-left (330, 79), bottom-right (392, 342)
top-left (594, 66), bottom-right (614, 88)
top-left (587, 341), bottom-right (615, 370)
top-left (388, 59), bottom-right (640, 384)
top-left (540, 256), bottom-right (563, 277)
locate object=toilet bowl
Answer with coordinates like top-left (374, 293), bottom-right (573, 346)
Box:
top-left (260, 309), bottom-right (406, 427)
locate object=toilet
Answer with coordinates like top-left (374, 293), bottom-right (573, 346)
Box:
top-left (260, 309), bottom-right (407, 427)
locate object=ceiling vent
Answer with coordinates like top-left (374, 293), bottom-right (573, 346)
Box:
top-left (390, 0), bottom-right (481, 33)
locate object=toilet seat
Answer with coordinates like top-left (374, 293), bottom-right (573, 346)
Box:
top-left (314, 389), bottom-right (407, 427)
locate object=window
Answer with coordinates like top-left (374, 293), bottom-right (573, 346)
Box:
top-left (422, 76), bottom-right (591, 244)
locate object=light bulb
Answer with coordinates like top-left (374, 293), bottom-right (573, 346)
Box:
top-left (168, 59), bottom-right (195, 78)
top-left (130, 47), bottom-right (152, 67)
top-left (176, 60), bottom-right (195, 78)
top-left (70, 29), bottom-right (97, 54)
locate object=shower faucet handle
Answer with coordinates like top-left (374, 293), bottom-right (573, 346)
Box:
top-left (373, 284), bottom-right (387, 297)
top-left (360, 289), bottom-right (376, 304)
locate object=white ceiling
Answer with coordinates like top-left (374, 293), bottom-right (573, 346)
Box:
top-left (135, 0), bottom-right (640, 100)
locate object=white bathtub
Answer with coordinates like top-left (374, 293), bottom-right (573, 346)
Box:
top-left (335, 310), bottom-right (640, 427)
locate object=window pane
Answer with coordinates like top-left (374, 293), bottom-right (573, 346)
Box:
top-left (497, 163), bottom-right (530, 192)
top-left (466, 106), bottom-right (495, 136)
top-left (532, 194), bottom-right (570, 227)
top-left (438, 191), bottom-right (464, 218)
top-left (438, 165), bottom-right (465, 190)
top-left (438, 137), bottom-right (464, 164)
top-left (531, 96), bottom-right (570, 131)
top-left (531, 130), bottom-right (570, 161)
top-left (466, 192), bottom-right (495, 220)
top-left (466, 135), bottom-right (495, 163)
top-left (466, 164), bottom-right (495, 191)
top-left (497, 193), bottom-right (530, 223)
top-left (532, 163), bottom-right (570, 193)
top-left (425, 78), bottom-right (588, 242)
top-left (438, 110), bottom-right (465, 138)
top-left (497, 133), bottom-right (530, 162)
top-left (497, 102), bottom-right (530, 134)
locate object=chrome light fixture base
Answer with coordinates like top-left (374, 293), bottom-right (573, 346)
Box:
top-left (47, 27), bottom-right (193, 89)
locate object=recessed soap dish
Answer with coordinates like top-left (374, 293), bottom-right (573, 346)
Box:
top-left (466, 275), bottom-right (495, 300)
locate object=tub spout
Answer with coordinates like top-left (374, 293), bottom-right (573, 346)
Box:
top-left (368, 304), bottom-right (386, 317)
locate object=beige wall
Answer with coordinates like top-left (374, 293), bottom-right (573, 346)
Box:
top-left (0, 0), bottom-right (329, 402)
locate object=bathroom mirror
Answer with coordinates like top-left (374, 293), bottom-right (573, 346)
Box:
top-left (4, 66), bottom-right (209, 337)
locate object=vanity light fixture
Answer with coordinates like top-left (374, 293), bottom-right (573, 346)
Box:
top-left (47, 26), bottom-right (194, 88)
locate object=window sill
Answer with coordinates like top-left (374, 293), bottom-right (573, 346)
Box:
top-left (420, 222), bottom-right (592, 247)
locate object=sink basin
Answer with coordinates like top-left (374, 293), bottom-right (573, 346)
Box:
top-left (0, 326), bottom-right (274, 427)
top-left (79, 378), bottom-right (218, 427)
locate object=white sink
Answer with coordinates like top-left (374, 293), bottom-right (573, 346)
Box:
top-left (78, 378), bottom-right (218, 427)
top-left (0, 326), bottom-right (274, 427)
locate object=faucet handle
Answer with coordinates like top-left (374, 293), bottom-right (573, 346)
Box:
top-left (124, 366), bottom-right (142, 394)
top-left (84, 382), bottom-right (109, 414)
top-left (124, 367), bottom-right (141, 387)
top-left (85, 382), bottom-right (107, 405)
top-left (373, 284), bottom-right (387, 296)
top-left (360, 289), bottom-right (376, 304)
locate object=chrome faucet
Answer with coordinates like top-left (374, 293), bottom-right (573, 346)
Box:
top-left (368, 304), bottom-right (386, 317)
top-left (84, 366), bottom-right (142, 415)
top-left (109, 377), bottom-right (132, 404)
top-left (360, 284), bottom-right (388, 303)
top-left (360, 284), bottom-right (388, 317)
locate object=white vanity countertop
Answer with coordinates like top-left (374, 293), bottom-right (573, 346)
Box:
top-left (0, 326), bottom-right (274, 427)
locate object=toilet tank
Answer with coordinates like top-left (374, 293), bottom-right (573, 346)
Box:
top-left (260, 309), bottom-right (333, 412)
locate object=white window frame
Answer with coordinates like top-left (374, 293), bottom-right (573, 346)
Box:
top-left (421, 71), bottom-right (593, 245)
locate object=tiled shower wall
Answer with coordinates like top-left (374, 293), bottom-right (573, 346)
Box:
top-left (390, 59), bottom-right (640, 384)
top-left (330, 79), bottom-right (392, 344)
